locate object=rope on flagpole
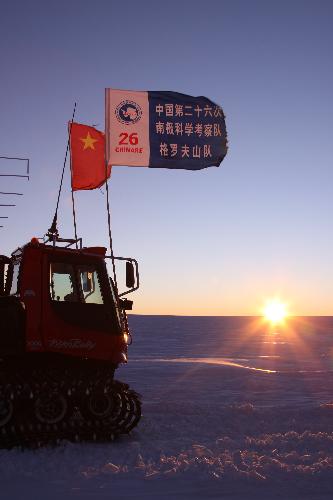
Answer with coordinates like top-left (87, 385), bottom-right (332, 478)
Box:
top-left (47, 102), bottom-right (77, 239)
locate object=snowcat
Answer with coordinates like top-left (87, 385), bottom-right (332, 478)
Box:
top-left (0, 233), bottom-right (141, 448)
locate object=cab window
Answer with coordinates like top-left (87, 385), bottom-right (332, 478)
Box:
top-left (10, 262), bottom-right (20, 295)
top-left (50, 262), bottom-right (104, 304)
top-left (50, 262), bottom-right (79, 302)
top-left (78, 265), bottom-right (104, 304)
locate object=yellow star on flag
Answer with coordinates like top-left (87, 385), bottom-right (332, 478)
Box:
top-left (80, 132), bottom-right (98, 150)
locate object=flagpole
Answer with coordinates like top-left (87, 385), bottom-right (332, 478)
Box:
top-left (104, 89), bottom-right (118, 293)
top-left (47, 102), bottom-right (77, 240)
top-left (67, 108), bottom-right (79, 248)
top-left (105, 178), bottom-right (118, 294)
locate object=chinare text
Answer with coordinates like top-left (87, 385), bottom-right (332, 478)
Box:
top-left (115, 146), bottom-right (144, 153)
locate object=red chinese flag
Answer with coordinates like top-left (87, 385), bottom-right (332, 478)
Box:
top-left (70, 122), bottom-right (111, 191)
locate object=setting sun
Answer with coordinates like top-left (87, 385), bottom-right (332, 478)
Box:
top-left (263, 299), bottom-right (288, 324)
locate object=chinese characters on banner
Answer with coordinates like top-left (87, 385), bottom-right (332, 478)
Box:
top-left (105, 89), bottom-right (227, 170)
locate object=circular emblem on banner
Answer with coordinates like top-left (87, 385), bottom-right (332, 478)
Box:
top-left (115, 101), bottom-right (142, 125)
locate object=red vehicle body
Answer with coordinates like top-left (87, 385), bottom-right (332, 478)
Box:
top-left (18, 242), bottom-right (128, 363)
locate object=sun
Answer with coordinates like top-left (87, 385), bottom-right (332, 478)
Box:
top-left (263, 299), bottom-right (288, 324)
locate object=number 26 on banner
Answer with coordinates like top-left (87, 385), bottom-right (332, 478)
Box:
top-left (119, 133), bottom-right (138, 145)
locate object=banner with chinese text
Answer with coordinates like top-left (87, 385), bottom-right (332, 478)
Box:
top-left (105, 89), bottom-right (227, 170)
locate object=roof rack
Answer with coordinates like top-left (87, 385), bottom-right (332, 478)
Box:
top-left (43, 234), bottom-right (83, 249)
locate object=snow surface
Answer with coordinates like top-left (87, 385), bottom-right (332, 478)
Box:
top-left (2, 316), bottom-right (333, 499)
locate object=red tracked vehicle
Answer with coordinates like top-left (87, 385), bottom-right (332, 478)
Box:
top-left (0, 235), bottom-right (141, 448)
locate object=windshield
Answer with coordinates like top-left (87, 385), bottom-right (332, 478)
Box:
top-left (50, 262), bottom-right (78, 302)
top-left (78, 265), bottom-right (104, 304)
top-left (49, 261), bottom-right (105, 305)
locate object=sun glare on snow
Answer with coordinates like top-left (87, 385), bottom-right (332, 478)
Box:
top-left (263, 299), bottom-right (288, 324)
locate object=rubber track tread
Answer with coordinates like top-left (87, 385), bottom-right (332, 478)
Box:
top-left (0, 375), bottom-right (141, 449)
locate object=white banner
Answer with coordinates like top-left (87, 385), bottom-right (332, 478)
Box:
top-left (105, 89), bottom-right (150, 167)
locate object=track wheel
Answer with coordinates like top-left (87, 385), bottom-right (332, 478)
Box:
top-left (86, 392), bottom-right (114, 419)
top-left (34, 392), bottom-right (68, 424)
top-left (0, 397), bottom-right (14, 427)
top-left (125, 393), bottom-right (142, 433)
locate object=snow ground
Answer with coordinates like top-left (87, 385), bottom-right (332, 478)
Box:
top-left (2, 316), bottom-right (333, 499)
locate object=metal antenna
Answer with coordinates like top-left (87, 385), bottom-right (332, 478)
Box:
top-left (0, 156), bottom-right (29, 228)
top-left (0, 192), bottom-right (23, 196)
top-left (47, 102), bottom-right (77, 239)
top-left (0, 156), bottom-right (30, 179)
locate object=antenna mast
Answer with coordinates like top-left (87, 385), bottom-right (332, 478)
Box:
top-left (0, 156), bottom-right (29, 229)
top-left (47, 102), bottom-right (77, 240)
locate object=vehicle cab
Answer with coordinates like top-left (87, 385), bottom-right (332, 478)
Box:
top-left (0, 238), bottom-right (138, 365)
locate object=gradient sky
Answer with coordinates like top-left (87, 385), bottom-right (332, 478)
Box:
top-left (1, 0), bottom-right (333, 315)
